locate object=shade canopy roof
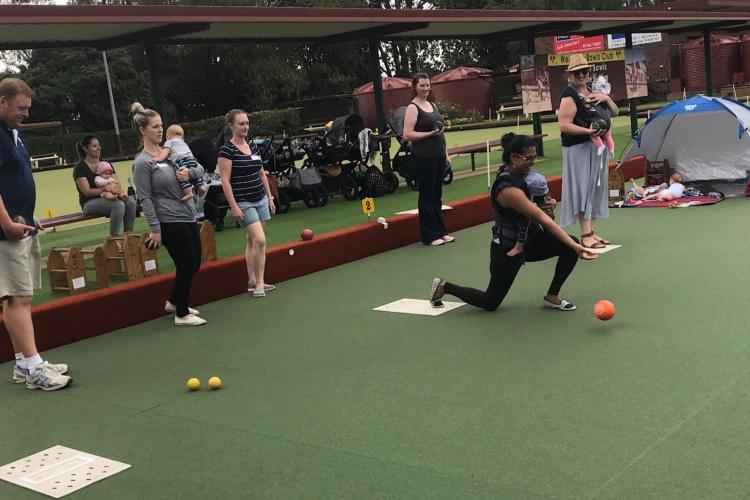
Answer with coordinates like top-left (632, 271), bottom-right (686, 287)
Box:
top-left (636, 0), bottom-right (750, 12)
top-left (0, 5), bottom-right (749, 50)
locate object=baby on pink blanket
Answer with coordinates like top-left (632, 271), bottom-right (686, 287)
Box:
top-left (628, 173), bottom-right (685, 202)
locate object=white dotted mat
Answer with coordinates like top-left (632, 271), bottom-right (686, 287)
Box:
top-left (0, 445), bottom-right (130, 498)
top-left (374, 298), bottom-right (465, 316)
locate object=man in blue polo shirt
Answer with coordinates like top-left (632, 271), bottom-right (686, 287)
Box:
top-left (0, 78), bottom-right (71, 391)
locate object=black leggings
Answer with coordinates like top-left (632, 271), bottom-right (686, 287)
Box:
top-left (160, 222), bottom-right (202, 317)
top-left (444, 231), bottom-right (579, 311)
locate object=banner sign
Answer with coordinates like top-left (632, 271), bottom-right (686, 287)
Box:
top-left (554, 35), bottom-right (606, 54)
top-left (608, 33), bottom-right (662, 49)
top-left (520, 49), bottom-right (646, 113)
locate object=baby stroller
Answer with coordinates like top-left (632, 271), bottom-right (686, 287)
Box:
top-left (264, 136), bottom-right (328, 211)
top-left (188, 137), bottom-right (229, 229)
top-left (303, 114), bottom-right (398, 199)
top-left (387, 106), bottom-right (454, 190)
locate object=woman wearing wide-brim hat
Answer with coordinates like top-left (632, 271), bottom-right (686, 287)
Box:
top-left (558, 53), bottom-right (619, 249)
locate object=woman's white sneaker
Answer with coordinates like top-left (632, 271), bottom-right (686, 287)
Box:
top-left (165, 301), bottom-right (199, 315)
top-left (174, 314), bottom-right (207, 326)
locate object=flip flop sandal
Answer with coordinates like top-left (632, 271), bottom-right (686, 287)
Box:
top-left (581, 233), bottom-right (606, 249)
top-left (592, 232), bottom-right (611, 245)
top-left (543, 298), bottom-right (576, 311)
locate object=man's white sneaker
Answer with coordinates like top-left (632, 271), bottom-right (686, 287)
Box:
top-left (174, 314), bottom-right (207, 326)
top-left (165, 300), bottom-right (199, 315)
top-left (25, 362), bottom-right (73, 391)
top-left (13, 361), bottom-right (68, 384)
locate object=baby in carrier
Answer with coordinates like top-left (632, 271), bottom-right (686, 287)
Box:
top-left (582, 75), bottom-right (615, 156)
top-left (505, 170), bottom-right (553, 257)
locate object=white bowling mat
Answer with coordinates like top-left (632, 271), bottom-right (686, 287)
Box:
top-left (374, 298), bottom-right (465, 316)
top-left (395, 205), bottom-right (453, 215)
top-left (585, 244), bottom-right (621, 254)
top-left (0, 445), bottom-right (130, 498)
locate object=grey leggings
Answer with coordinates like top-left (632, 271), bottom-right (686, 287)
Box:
top-left (82, 196), bottom-right (137, 236)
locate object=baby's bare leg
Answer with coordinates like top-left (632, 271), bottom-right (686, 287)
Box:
top-left (181, 186), bottom-right (194, 202)
top-left (629, 179), bottom-right (646, 196)
top-left (506, 242), bottom-right (524, 257)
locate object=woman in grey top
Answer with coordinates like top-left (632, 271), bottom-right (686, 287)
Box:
top-left (403, 73), bottom-right (454, 246)
top-left (131, 102), bottom-right (206, 327)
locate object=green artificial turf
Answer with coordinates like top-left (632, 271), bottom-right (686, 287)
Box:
top-left (2, 197), bottom-right (749, 499)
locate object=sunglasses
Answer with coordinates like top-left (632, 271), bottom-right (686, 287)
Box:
top-left (571, 68), bottom-right (590, 76)
top-left (514, 153), bottom-right (537, 163)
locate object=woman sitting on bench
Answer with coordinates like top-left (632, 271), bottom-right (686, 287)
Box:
top-left (72, 135), bottom-right (136, 236)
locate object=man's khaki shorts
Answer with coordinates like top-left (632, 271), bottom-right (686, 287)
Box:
top-left (0, 235), bottom-right (41, 299)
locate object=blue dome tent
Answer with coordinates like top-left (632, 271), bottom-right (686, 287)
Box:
top-left (622, 95), bottom-right (750, 183)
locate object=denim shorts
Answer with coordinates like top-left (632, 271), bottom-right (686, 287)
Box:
top-left (238, 196), bottom-right (270, 226)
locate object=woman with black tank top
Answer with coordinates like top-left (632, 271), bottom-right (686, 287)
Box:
top-left (558, 53), bottom-right (619, 249)
top-left (403, 73), bottom-right (454, 246)
top-left (428, 134), bottom-right (596, 312)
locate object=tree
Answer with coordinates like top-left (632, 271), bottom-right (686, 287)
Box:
top-left (18, 47), bottom-right (149, 129)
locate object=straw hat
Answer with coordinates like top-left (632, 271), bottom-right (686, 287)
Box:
top-left (566, 53), bottom-right (591, 72)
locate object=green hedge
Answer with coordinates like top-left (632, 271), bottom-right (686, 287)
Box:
top-left (184, 108), bottom-right (303, 141)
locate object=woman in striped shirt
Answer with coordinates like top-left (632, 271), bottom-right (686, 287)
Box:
top-left (218, 109), bottom-right (276, 298)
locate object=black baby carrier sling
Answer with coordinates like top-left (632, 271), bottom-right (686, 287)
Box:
top-left (490, 169), bottom-right (536, 246)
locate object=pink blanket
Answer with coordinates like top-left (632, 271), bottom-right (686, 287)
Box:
top-left (611, 195), bottom-right (724, 208)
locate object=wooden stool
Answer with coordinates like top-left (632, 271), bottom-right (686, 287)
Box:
top-left (103, 236), bottom-right (142, 281)
top-left (80, 246), bottom-right (108, 290)
top-left (200, 220), bottom-right (217, 263)
top-left (47, 247), bottom-right (87, 295)
top-left (608, 168), bottom-right (625, 202)
top-left (126, 233), bottom-right (159, 278)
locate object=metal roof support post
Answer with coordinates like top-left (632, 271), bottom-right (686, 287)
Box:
top-left (626, 33), bottom-right (638, 137)
top-left (102, 51), bottom-right (123, 154)
top-left (527, 37), bottom-right (544, 157)
top-left (368, 38), bottom-right (390, 171)
top-left (145, 43), bottom-right (168, 124)
top-left (703, 30), bottom-right (713, 96)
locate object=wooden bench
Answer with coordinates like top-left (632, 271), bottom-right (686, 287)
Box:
top-left (30, 154), bottom-right (63, 170)
top-left (496, 102), bottom-right (524, 120)
top-left (447, 133), bottom-right (546, 171)
top-left (40, 213), bottom-right (103, 229)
